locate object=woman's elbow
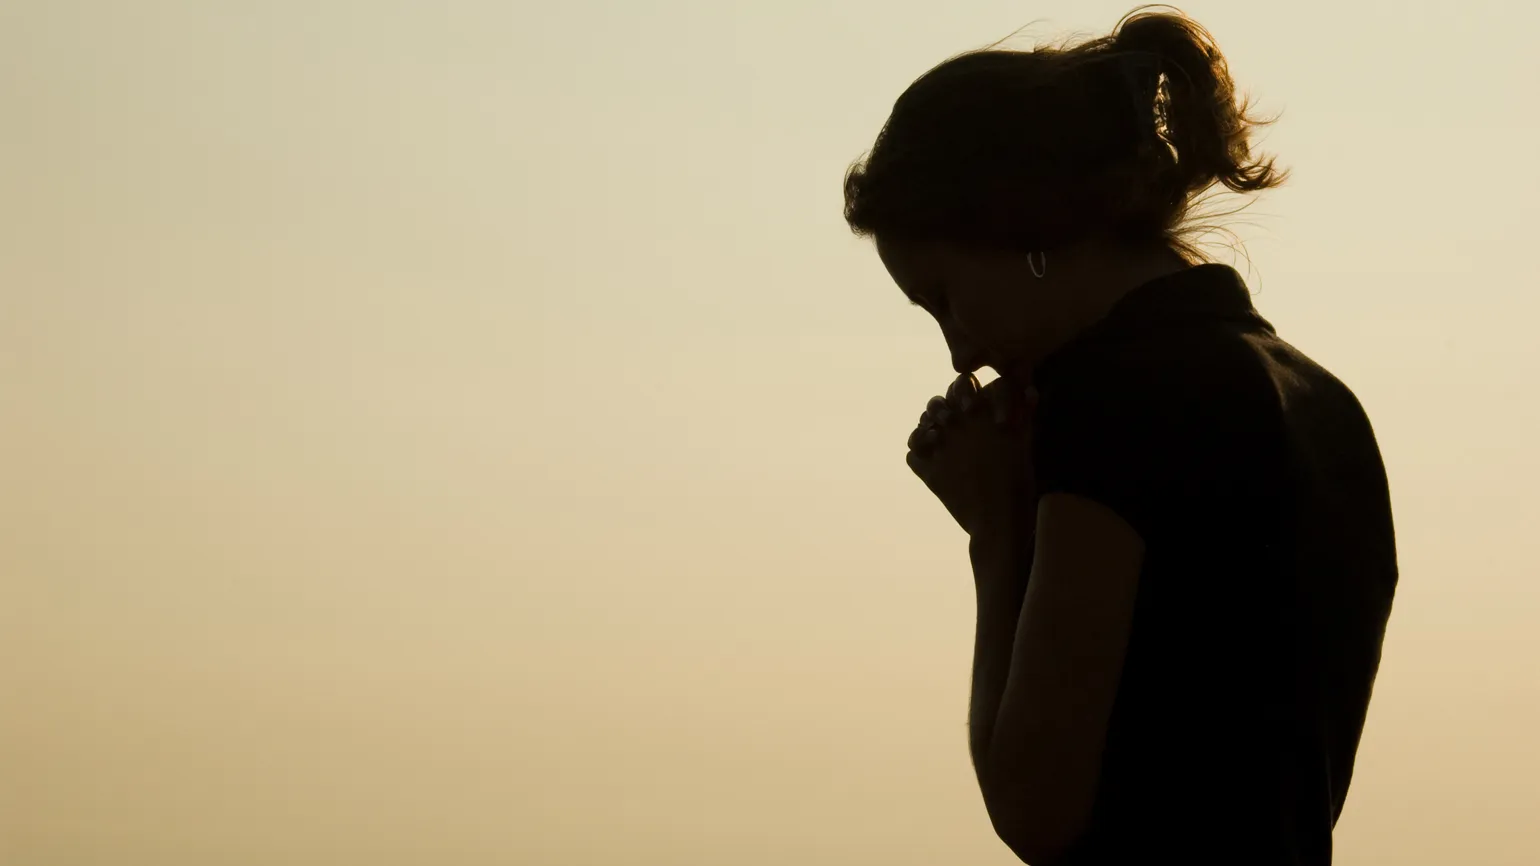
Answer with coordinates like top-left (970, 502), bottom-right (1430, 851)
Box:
top-left (990, 818), bottom-right (1070, 865)
top-left (982, 785), bottom-right (1083, 865)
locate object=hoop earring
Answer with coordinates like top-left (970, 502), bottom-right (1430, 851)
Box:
top-left (1028, 251), bottom-right (1047, 279)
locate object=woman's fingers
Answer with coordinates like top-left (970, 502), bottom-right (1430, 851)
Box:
top-left (907, 425), bottom-right (942, 459)
top-left (910, 374), bottom-right (997, 457)
top-left (925, 395), bottom-right (952, 427)
top-left (907, 423), bottom-right (930, 452)
top-left (910, 395), bottom-right (950, 456)
top-left (946, 372), bottom-right (979, 414)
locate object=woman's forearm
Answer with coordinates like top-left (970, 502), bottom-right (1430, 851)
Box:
top-left (966, 525), bottom-right (1035, 773)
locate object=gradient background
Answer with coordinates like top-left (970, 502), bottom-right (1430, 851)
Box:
top-left (3, 2), bottom-right (1536, 864)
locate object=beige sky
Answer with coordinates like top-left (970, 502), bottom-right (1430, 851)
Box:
top-left (2, 1), bottom-right (1537, 864)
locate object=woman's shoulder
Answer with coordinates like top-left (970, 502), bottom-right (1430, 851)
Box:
top-left (1033, 322), bottom-right (1322, 491)
top-left (1040, 321), bottom-right (1279, 416)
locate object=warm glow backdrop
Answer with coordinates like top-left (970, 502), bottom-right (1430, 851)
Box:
top-left (3, 2), bottom-right (1536, 863)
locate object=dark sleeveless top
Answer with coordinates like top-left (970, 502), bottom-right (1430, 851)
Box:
top-left (1031, 264), bottom-right (1398, 865)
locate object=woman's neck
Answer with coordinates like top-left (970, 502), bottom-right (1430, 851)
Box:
top-left (1053, 239), bottom-right (1190, 335)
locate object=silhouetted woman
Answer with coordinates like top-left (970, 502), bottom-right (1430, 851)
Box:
top-left (842, 7), bottom-right (1397, 865)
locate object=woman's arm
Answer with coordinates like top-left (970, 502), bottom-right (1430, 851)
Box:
top-left (975, 492), bottom-right (1145, 864)
top-left (966, 524), bottom-right (1034, 775)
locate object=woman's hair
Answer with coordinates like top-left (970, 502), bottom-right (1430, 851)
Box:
top-left (842, 5), bottom-right (1288, 262)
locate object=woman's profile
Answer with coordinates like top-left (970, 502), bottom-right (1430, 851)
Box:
top-left (843, 5), bottom-right (1397, 864)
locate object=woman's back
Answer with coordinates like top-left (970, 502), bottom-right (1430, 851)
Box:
top-left (1030, 263), bottom-right (1398, 865)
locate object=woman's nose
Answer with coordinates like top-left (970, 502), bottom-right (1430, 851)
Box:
top-left (949, 341), bottom-right (987, 376)
top-left (940, 320), bottom-right (987, 374)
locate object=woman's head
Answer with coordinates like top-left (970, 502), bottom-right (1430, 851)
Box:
top-left (845, 6), bottom-right (1287, 378)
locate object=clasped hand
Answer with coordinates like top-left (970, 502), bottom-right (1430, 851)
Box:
top-left (906, 373), bottom-right (1038, 538)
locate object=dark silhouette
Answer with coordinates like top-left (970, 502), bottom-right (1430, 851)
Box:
top-left (843, 6), bottom-right (1397, 865)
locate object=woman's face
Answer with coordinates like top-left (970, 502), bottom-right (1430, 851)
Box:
top-left (875, 236), bottom-right (1049, 382)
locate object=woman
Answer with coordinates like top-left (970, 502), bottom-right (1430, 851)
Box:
top-left (843, 7), bottom-right (1397, 865)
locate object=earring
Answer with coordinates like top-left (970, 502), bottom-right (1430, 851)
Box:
top-left (1028, 251), bottom-right (1047, 279)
